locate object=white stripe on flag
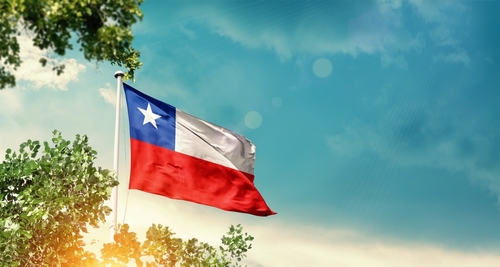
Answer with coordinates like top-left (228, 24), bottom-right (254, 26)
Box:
top-left (175, 109), bottom-right (256, 174)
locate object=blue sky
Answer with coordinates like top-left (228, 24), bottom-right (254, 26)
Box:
top-left (2, 0), bottom-right (500, 266)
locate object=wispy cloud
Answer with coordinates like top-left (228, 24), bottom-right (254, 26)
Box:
top-left (431, 25), bottom-right (461, 47)
top-left (8, 34), bottom-right (86, 90)
top-left (381, 52), bottom-right (408, 69)
top-left (248, 226), bottom-right (500, 267)
top-left (376, 0), bottom-right (403, 27)
top-left (0, 89), bottom-right (24, 115)
top-left (327, 103), bottom-right (500, 206)
top-left (328, 120), bottom-right (379, 157)
top-left (98, 83), bottom-right (117, 107)
top-left (191, 1), bottom-right (426, 65)
top-left (408, 0), bottom-right (465, 23)
top-left (407, 0), bottom-right (470, 66)
top-left (433, 48), bottom-right (471, 66)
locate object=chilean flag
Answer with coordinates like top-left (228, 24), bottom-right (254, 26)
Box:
top-left (123, 83), bottom-right (276, 216)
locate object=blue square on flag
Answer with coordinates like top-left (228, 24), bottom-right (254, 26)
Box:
top-left (124, 83), bottom-right (176, 151)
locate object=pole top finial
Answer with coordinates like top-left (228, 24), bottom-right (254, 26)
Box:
top-left (114, 71), bottom-right (125, 79)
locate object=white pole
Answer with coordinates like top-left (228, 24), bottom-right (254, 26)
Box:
top-left (111, 70), bottom-right (124, 241)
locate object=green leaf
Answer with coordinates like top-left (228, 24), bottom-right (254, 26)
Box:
top-left (0, 130), bottom-right (255, 266)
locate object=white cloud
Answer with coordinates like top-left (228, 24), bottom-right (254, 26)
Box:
top-left (431, 25), bottom-right (460, 47)
top-left (381, 52), bottom-right (408, 69)
top-left (408, 0), bottom-right (447, 22)
top-left (0, 89), bottom-right (24, 115)
top-left (168, 0), bottom-right (470, 72)
top-left (378, 0), bottom-right (403, 10)
top-left (406, 0), bottom-right (469, 65)
top-left (375, 0), bottom-right (405, 29)
top-left (209, 16), bottom-right (294, 61)
top-left (327, 105), bottom-right (500, 207)
top-left (198, 2), bottom-right (426, 64)
top-left (98, 83), bottom-right (117, 106)
top-left (347, 10), bottom-right (392, 54)
top-left (327, 121), bottom-right (379, 157)
top-left (373, 83), bottom-right (391, 106)
top-left (9, 34), bottom-right (86, 90)
top-left (249, 227), bottom-right (500, 267)
top-left (433, 48), bottom-right (471, 66)
top-left (484, 57), bottom-right (494, 64)
top-left (179, 24), bottom-right (196, 39)
top-left (407, 0), bottom-right (465, 24)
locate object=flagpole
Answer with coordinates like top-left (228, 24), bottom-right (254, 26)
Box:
top-left (111, 70), bottom-right (124, 241)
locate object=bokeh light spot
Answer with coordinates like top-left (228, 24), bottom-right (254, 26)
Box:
top-left (245, 111), bottom-right (262, 129)
top-left (313, 57), bottom-right (332, 78)
top-left (272, 97), bottom-right (282, 108)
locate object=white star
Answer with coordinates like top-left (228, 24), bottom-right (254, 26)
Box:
top-left (138, 103), bottom-right (161, 129)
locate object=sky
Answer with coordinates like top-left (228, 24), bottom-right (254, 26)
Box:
top-left (1, 0), bottom-right (500, 266)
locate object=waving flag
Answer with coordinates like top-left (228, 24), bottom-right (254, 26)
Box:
top-left (123, 83), bottom-right (275, 216)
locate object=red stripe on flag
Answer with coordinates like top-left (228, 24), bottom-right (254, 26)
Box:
top-left (129, 138), bottom-right (276, 216)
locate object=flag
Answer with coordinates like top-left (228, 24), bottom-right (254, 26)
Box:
top-left (123, 83), bottom-right (276, 216)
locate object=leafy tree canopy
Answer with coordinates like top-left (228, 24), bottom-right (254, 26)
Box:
top-left (0, 131), bottom-right (254, 266)
top-left (0, 0), bottom-right (144, 89)
top-left (0, 130), bottom-right (118, 266)
top-left (101, 223), bottom-right (254, 267)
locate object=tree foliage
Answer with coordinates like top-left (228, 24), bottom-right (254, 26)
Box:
top-left (101, 223), bottom-right (253, 267)
top-left (0, 0), bottom-right (144, 89)
top-left (0, 131), bottom-right (254, 267)
top-left (0, 130), bottom-right (118, 266)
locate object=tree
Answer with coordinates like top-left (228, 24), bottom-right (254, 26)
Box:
top-left (0, 0), bottom-right (144, 90)
top-left (0, 131), bottom-right (254, 266)
top-left (101, 223), bottom-right (253, 267)
top-left (0, 130), bottom-right (118, 266)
